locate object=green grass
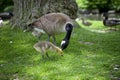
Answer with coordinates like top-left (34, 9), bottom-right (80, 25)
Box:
top-left (0, 20), bottom-right (120, 80)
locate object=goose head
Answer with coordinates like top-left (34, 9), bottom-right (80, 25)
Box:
top-left (102, 13), bottom-right (108, 20)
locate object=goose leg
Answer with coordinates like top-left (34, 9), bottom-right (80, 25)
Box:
top-left (46, 52), bottom-right (49, 58)
top-left (37, 33), bottom-right (42, 39)
top-left (48, 35), bottom-right (51, 41)
top-left (41, 52), bottom-right (45, 58)
top-left (52, 36), bottom-right (57, 45)
top-left (41, 49), bottom-right (45, 59)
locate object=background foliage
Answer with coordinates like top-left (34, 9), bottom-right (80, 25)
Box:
top-left (0, 0), bottom-right (13, 12)
top-left (76, 0), bottom-right (120, 11)
top-left (0, 0), bottom-right (120, 12)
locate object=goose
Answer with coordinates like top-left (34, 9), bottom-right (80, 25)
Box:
top-left (81, 17), bottom-right (92, 26)
top-left (103, 13), bottom-right (120, 30)
top-left (33, 41), bottom-right (63, 58)
top-left (29, 13), bottom-right (73, 50)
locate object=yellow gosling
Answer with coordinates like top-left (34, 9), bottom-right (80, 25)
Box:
top-left (33, 41), bottom-right (63, 58)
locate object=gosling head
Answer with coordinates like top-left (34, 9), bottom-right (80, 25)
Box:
top-left (56, 47), bottom-right (64, 56)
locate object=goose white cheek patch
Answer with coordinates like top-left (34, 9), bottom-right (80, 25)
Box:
top-left (61, 40), bottom-right (66, 45)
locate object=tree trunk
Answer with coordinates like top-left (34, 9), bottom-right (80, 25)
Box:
top-left (11, 0), bottom-right (78, 29)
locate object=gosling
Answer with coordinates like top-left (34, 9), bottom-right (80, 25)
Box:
top-left (33, 41), bottom-right (63, 58)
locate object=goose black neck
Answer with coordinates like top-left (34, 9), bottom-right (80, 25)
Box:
top-left (64, 30), bottom-right (72, 40)
top-left (103, 13), bottom-right (108, 20)
top-left (60, 23), bottom-right (73, 50)
top-left (105, 16), bottom-right (108, 20)
top-left (64, 23), bottom-right (73, 40)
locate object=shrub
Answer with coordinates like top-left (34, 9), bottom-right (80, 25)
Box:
top-left (4, 6), bottom-right (13, 12)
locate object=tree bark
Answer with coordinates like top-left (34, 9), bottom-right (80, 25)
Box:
top-left (11, 0), bottom-right (78, 29)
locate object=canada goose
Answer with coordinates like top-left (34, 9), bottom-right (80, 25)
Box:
top-left (81, 18), bottom-right (92, 26)
top-left (29, 13), bottom-right (73, 50)
top-left (103, 13), bottom-right (120, 30)
top-left (33, 41), bottom-right (63, 58)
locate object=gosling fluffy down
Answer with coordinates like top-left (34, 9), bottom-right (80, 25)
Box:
top-left (33, 41), bottom-right (63, 58)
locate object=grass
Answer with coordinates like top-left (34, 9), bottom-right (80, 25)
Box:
top-left (0, 20), bottom-right (120, 80)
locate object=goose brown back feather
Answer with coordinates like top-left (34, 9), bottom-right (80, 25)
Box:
top-left (30, 13), bottom-right (73, 36)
